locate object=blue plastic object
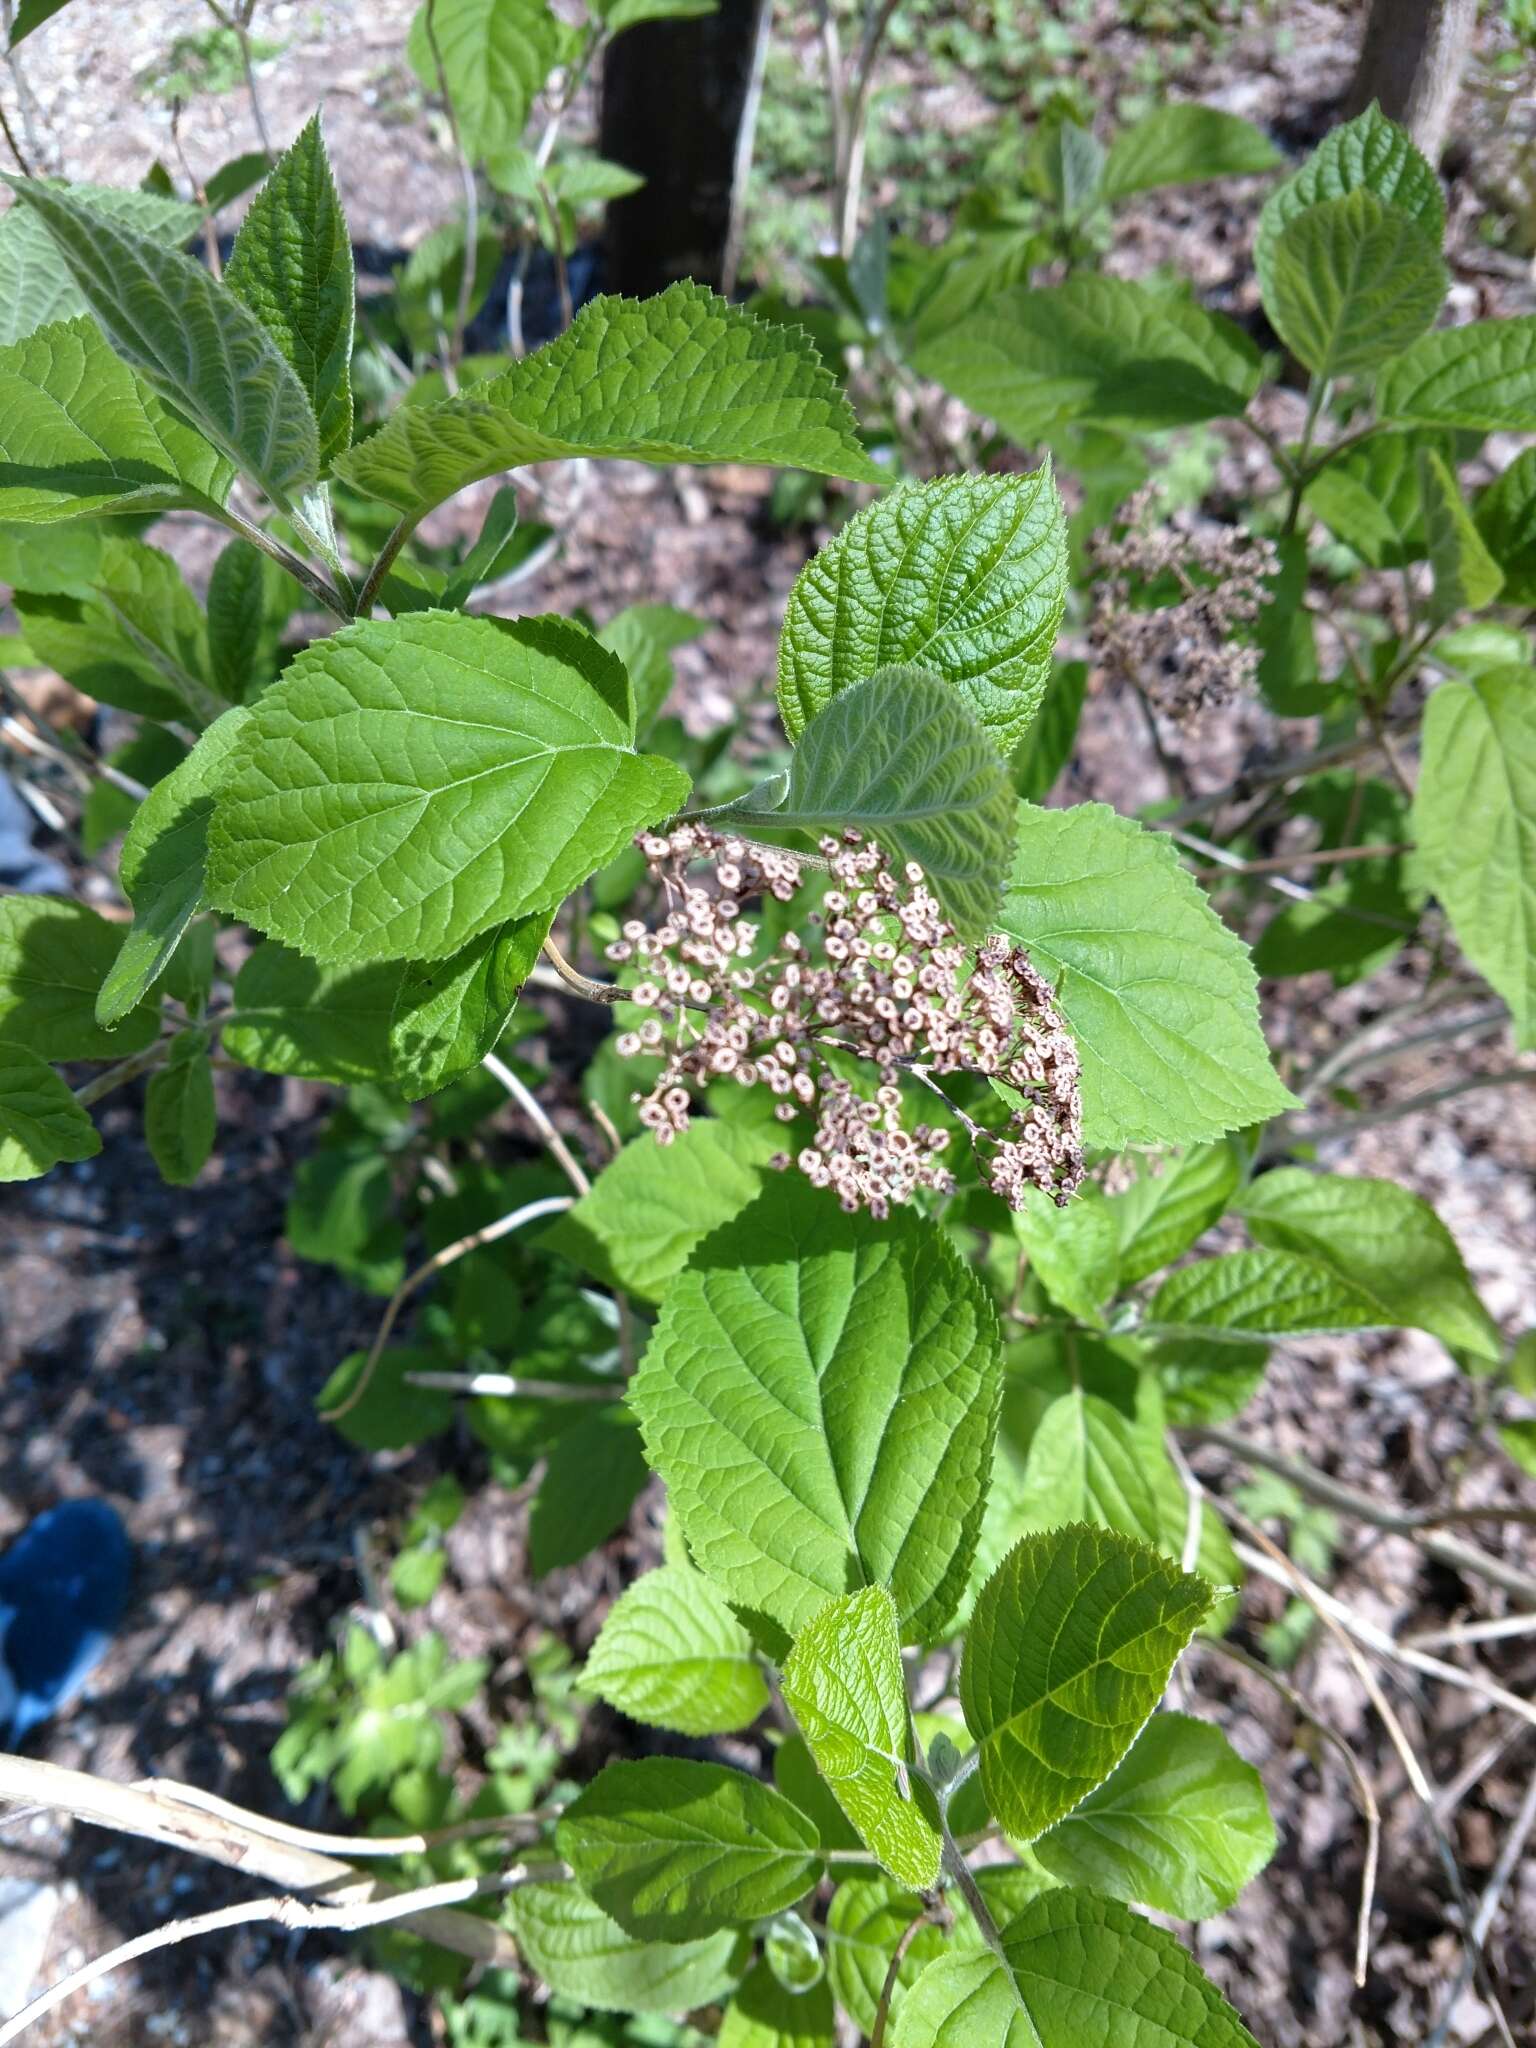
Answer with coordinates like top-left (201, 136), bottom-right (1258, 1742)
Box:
top-left (0, 1501), bottom-right (131, 1748)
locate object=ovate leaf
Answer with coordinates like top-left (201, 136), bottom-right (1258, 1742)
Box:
top-left (1413, 667), bottom-right (1536, 1045)
top-left (0, 184), bottom-right (199, 347)
top-left (335, 280), bottom-right (882, 520)
top-left (208, 613), bottom-right (690, 965)
top-left (597, 602), bottom-right (708, 734)
top-left (1378, 317), bottom-right (1536, 434)
top-left (1100, 104), bottom-right (1281, 200)
top-left (826, 1878), bottom-right (951, 2035)
top-left (961, 1525), bottom-right (1211, 1842)
top-left (1265, 189), bottom-right (1445, 380)
top-left (225, 115), bottom-right (355, 469)
top-left (1238, 1167), bottom-right (1501, 1363)
top-left (558, 1759), bottom-right (822, 1939)
top-left (90, 536), bottom-right (222, 723)
top-left (1014, 1184), bottom-right (1120, 1325)
top-left (580, 1563), bottom-right (770, 1736)
top-left (631, 1176), bottom-right (1002, 1642)
top-left (1035, 1713), bottom-right (1275, 1916)
top-left (511, 1882), bottom-right (743, 2015)
top-left (782, 1586), bottom-right (942, 1889)
top-left (527, 1408), bottom-right (649, 1575)
top-left (1475, 447), bottom-right (1536, 602)
top-left (388, 908), bottom-right (552, 1100)
top-left (407, 0), bottom-right (562, 161)
top-left (1255, 103), bottom-right (1443, 305)
top-left (1304, 428), bottom-right (1448, 568)
top-left (999, 803), bottom-right (1297, 1148)
top-left (720, 667), bottom-right (1016, 934)
top-left (222, 944), bottom-right (400, 1083)
top-left (2, 177), bottom-right (320, 502)
top-left (0, 315), bottom-right (232, 521)
top-left (143, 1028), bottom-right (216, 1186)
top-left (1110, 1143), bottom-right (1242, 1285)
top-left (1147, 1249), bottom-right (1386, 1344)
top-left (1013, 1393), bottom-right (1163, 1547)
top-left (0, 1041), bottom-right (99, 1179)
top-left (777, 468), bottom-right (1068, 758)
top-left (890, 1888), bottom-right (1259, 2047)
top-left (0, 896), bottom-right (159, 1055)
top-left (206, 539), bottom-right (270, 701)
top-left (1419, 447), bottom-right (1504, 620)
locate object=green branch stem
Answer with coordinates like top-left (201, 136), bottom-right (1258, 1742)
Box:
top-left (355, 513), bottom-right (422, 618)
top-left (210, 504), bottom-right (352, 622)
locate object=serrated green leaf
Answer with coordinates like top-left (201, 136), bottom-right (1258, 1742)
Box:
top-left (1034, 1712), bottom-right (1275, 1916)
top-left (723, 667), bottom-right (1015, 934)
top-left (528, 1408), bottom-right (649, 1575)
top-left (545, 1118), bottom-right (777, 1303)
top-left (961, 1525), bottom-right (1212, 1842)
top-left (287, 1142), bottom-right (403, 1293)
top-left (1239, 1167), bottom-right (1501, 1362)
top-left (1013, 1393), bottom-right (1163, 1546)
top-left (581, 1563), bottom-right (769, 1736)
top-left (92, 535), bottom-right (222, 722)
top-left (1255, 104), bottom-right (1443, 306)
top-left (80, 724), bottom-right (186, 856)
top-left (1110, 1144), bottom-right (1242, 1286)
top-left (1100, 104), bottom-right (1281, 201)
top-left (206, 539), bottom-right (269, 701)
top-left (334, 280), bottom-right (882, 518)
top-left (407, 0), bottom-right (562, 161)
top-left (782, 1587), bottom-right (941, 1889)
top-left (558, 1759), bottom-right (822, 1940)
top-left (0, 315), bottom-right (232, 523)
top-left (998, 803), bottom-right (1297, 1149)
top-left (776, 469), bottom-right (1068, 758)
top-left (1378, 317), bottom-right (1536, 434)
top-left (1147, 1248), bottom-right (1386, 1344)
top-left (0, 896), bottom-right (159, 1056)
top-left (1304, 428), bottom-right (1453, 568)
top-left (1419, 447), bottom-right (1504, 621)
top-left (1474, 447), bottom-right (1536, 602)
top-left (389, 909), bottom-right (551, 1100)
top-left (598, 603), bottom-right (708, 735)
top-left (1015, 1185), bottom-right (1120, 1326)
top-left (913, 276), bottom-right (1261, 447)
top-left (225, 115), bottom-right (355, 470)
top-left (631, 1177), bottom-right (1002, 1642)
top-left (223, 943), bottom-right (400, 1083)
top-left (317, 1346), bottom-right (454, 1450)
top-left (2, 177), bottom-right (320, 502)
top-left (1266, 189), bottom-right (1445, 381)
top-left (0, 184), bottom-right (199, 347)
top-left (97, 705), bottom-right (253, 1027)
top-left (0, 1039), bottom-right (99, 1180)
top-left (890, 1887), bottom-right (1259, 2047)
top-left (1413, 667), bottom-right (1536, 1045)
top-left (144, 1028), bottom-right (215, 1186)
top-left (826, 1878), bottom-right (950, 2036)
top-left (721, 1963), bottom-right (836, 2048)
top-left (510, 1881), bottom-right (744, 2015)
top-left (208, 612), bottom-right (690, 966)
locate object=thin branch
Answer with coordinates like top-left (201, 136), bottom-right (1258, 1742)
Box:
top-left (871, 1905), bottom-right (937, 2048)
top-left (319, 1193), bottom-right (573, 1423)
top-left (482, 1049), bottom-right (592, 1196)
top-left (1427, 1760), bottom-right (1536, 2048)
top-left (134, 1778), bottom-right (557, 1860)
top-left (0, 90), bottom-right (31, 174)
top-left (1174, 823), bottom-right (1413, 932)
top-left (540, 932), bottom-right (623, 1005)
top-left (1289, 1067), bottom-right (1536, 1146)
top-left (404, 1368), bottom-right (614, 1401)
top-left (354, 514), bottom-right (422, 619)
top-left (207, 503), bottom-right (351, 621)
top-left (73, 1042), bottom-right (169, 1108)
top-left (1194, 840), bottom-right (1411, 881)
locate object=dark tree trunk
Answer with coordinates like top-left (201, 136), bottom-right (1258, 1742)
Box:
top-left (599, 0), bottom-right (771, 299)
top-left (1347, 0), bottom-right (1477, 167)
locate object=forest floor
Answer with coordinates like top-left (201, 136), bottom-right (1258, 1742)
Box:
top-left (1, 3), bottom-right (1535, 2044)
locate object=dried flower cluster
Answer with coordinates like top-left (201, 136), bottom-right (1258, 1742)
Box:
top-left (1089, 486), bottom-right (1278, 726)
top-left (607, 823), bottom-right (1084, 1217)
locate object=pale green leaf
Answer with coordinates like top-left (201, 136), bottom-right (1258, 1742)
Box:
top-left (1015, 1185), bottom-right (1120, 1325)
top-left (1418, 446), bottom-right (1504, 623)
top-left (225, 115), bottom-right (355, 470)
top-left (912, 276), bottom-right (1262, 447)
top-left (1035, 1712), bottom-right (1275, 1916)
top-left (1304, 428), bottom-right (1450, 568)
top-left (144, 1029), bottom-right (216, 1186)
top-left (1110, 1143), bottom-right (1242, 1286)
top-left (2, 177), bottom-right (321, 502)
top-left (1413, 667), bottom-right (1536, 1045)
top-left (90, 536), bottom-right (222, 723)
top-left (826, 1878), bottom-right (951, 2036)
top-left (1101, 104), bottom-right (1281, 201)
top-left (580, 1563), bottom-right (770, 1736)
top-left (1013, 1394), bottom-right (1163, 1547)
top-left (1474, 447), bottom-right (1536, 603)
top-left (0, 314), bottom-right (232, 522)
top-left (0, 1039), bottom-right (99, 1180)
top-left (407, 0), bottom-right (562, 160)
top-left (721, 1965), bottom-right (836, 2048)
top-left (336, 280), bottom-right (880, 517)
top-left (528, 1409), bottom-right (649, 1575)
top-left (1239, 1167), bottom-right (1502, 1362)
top-left (393, 219), bottom-right (502, 358)
top-left (1378, 317), bottom-right (1536, 435)
top-left (288, 1145), bottom-right (403, 1295)
top-left (721, 666), bottom-right (1016, 934)
top-left (388, 909), bottom-right (551, 1100)
top-left (999, 803), bottom-right (1298, 1148)
top-left (599, 602), bottom-right (708, 734)
top-left (545, 1117), bottom-right (777, 1302)
top-left (961, 1525), bottom-right (1211, 1842)
top-left (0, 184), bottom-right (199, 347)
top-left (208, 612), bottom-right (690, 966)
top-left (631, 1177), bottom-right (1002, 1642)
top-left (1266, 189), bottom-right (1445, 381)
top-left (558, 1758), bottom-right (822, 1939)
top-left (0, 896), bottom-right (159, 1056)
top-left (510, 1881), bottom-right (743, 2015)
top-left (1148, 1248), bottom-right (1387, 1344)
top-left (890, 1887), bottom-right (1259, 2047)
top-left (1255, 104), bottom-right (1444, 305)
top-left (97, 706), bottom-right (253, 1027)
top-left (777, 468), bottom-right (1068, 758)
top-left (222, 944), bottom-right (399, 1083)
top-left (782, 1586), bottom-right (942, 1889)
